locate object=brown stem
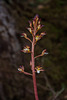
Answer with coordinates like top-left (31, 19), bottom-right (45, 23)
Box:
top-left (31, 34), bottom-right (39, 100)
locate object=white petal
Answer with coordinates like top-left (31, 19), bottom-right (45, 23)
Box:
top-left (44, 52), bottom-right (48, 54)
top-left (37, 70), bottom-right (40, 73)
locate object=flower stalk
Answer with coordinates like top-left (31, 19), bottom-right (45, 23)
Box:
top-left (18, 14), bottom-right (48, 100)
top-left (31, 29), bottom-right (39, 100)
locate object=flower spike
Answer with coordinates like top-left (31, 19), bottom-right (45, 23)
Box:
top-left (21, 46), bottom-right (31, 53)
top-left (18, 15), bottom-right (48, 100)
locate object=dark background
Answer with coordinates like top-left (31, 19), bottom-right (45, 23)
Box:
top-left (0, 0), bottom-right (67, 100)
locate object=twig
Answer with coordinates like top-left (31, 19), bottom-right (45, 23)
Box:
top-left (43, 73), bottom-right (56, 96)
top-left (52, 87), bottom-right (64, 100)
top-left (43, 73), bottom-right (64, 100)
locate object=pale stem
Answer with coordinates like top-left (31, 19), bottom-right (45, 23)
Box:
top-left (26, 37), bottom-right (32, 43)
top-left (31, 29), bottom-right (39, 100)
top-left (23, 71), bottom-right (32, 76)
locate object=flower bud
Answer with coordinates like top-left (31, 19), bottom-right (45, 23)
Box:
top-left (42, 49), bottom-right (46, 55)
top-left (34, 14), bottom-right (39, 21)
top-left (33, 14), bottom-right (39, 26)
top-left (21, 33), bottom-right (27, 38)
top-left (29, 21), bottom-right (32, 28)
top-left (27, 27), bottom-right (33, 34)
top-left (38, 19), bottom-right (41, 24)
top-left (33, 19), bottom-right (36, 26)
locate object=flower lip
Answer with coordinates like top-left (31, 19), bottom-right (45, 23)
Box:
top-left (37, 70), bottom-right (40, 73)
top-left (44, 52), bottom-right (48, 54)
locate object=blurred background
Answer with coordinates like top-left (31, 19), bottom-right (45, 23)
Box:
top-left (0, 0), bottom-right (67, 100)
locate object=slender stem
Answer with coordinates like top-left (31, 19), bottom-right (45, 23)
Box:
top-left (34, 54), bottom-right (42, 59)
top-left (26, 37), bottom-right (32, 43)
top-left (31, 34), bottom-right (39, 100)
top-left (23, 71), bottom-right (32, 76)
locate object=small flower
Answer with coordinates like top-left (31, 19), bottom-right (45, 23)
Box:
top-left (18, 65), bottom-right (24, 72)
top-left (35, 35), bottom-right (41, 42)
top-left (21, 33), bottom-right (27, 38)
top-left (18, 66), bottom-right (32, 76)
top-left (21, 46), bottom-right (31, 53)
top-left (35, 65), bottom-right (43, 73)
top-left (34, 14), bottom-right (39, 22)
top-left (40, 32), bottom-right (46, 36)
top-left (42, 49), bottom-right (48, 56)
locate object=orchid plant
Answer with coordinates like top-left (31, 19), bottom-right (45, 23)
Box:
top-left (18, 15), bottom-right (48, 100)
